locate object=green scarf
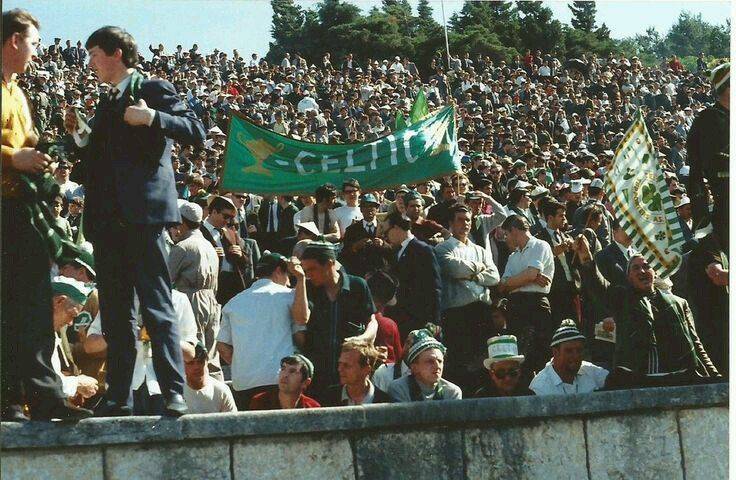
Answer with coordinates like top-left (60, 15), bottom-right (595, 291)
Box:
top-left (17, 171), bottom-right (86, 262)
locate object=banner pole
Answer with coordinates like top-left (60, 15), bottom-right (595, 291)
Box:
top-left (441, 0), bottom-right (451, 71)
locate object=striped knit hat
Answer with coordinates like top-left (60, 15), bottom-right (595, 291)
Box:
top-left (404, 328), bottom-right (446, 365)
top-left (550, 319), bottom-right (586, 348)
top-left (710, 63), bottom-right (730, 94)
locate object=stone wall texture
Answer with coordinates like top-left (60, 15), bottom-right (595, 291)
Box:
top-left (0, 384), bottom-right (727, 480)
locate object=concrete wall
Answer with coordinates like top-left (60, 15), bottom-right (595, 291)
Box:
top-left (1, 383), bottom-right (727, 480)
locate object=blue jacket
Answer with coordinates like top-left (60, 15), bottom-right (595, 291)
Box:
top-left (81, 77), bottom-right (205, 238)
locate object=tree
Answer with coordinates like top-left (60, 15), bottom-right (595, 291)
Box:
top-left (664, 12), bottom-right (730, 59)
top-left (516, 1), bottom-right (565, 55)
top-left (569, 1), bottom-right (596, 32)
top-left (417, 0), bottom-right (433, 22)
top-left (268, 0), bottom-right (305, 62)
top-left (450, 1), bottom-right (520, 52)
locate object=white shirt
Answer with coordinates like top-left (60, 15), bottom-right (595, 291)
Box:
top-left (615, 240), bottom-right (635, 260)
top-left (546, 227), bottom-right (573, 282)
top-left (502, 236), bottom-right (555, 294)
top-left (333, 205), bottom-right (363, 236)
top-left (202, 219), bottom-right (234, 272)
top-left (88, 290), bottom-right (197, 395)
top-left (297, 96), bottom-right (319, 113)
top-left (397, 233), bottom-right (415, 260)
top-left (264, 201), bottom-right (280, 232)
top-left (72, 73), bottom-right (132, 147)
top-left (529, 360), bottom-right (609, 395)
top-left (52, 334), bottom-right (79, 397)
top-left (183, 377), bottom-right (237, 413)
top-left (372, 361), bottom-right (409, 393)
top-left (217, 278), bottom-right (299, 391)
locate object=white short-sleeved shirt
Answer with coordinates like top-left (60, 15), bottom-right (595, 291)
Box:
top-left (183, 377), bottom-right (237, 413)
top-left (502, 236), bottom-right (555, 294)
top-left (529, 360), bottom-right (609, 396)
top-left (217, 278), bottom-right (298, 391)
top-left (333, 205), bottom-right (363, 236)
top-left (89, 289), bottom-right (198, 395)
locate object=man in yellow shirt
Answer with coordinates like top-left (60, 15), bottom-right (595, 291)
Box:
top-left (2, 8), bottom-right (92, 421)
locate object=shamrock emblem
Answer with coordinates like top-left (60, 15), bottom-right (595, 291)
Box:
top-left (640, 183), bottom-right (662, 212)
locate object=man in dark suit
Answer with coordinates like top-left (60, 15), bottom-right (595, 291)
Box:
top-left (201, 196), bottom-right (257, 305)
top-left (65, 26), bottom-right (205, 416)
top-left (536, 200), bottom-right (580, 325)
top-left (340, 193), bottom-right (391, 277)
top-left (383, 212), bottom-right (442, 341)
top-left (257, 195), bottom-right (298, 253)
top-left (594, 220), bottom-right (635, 288)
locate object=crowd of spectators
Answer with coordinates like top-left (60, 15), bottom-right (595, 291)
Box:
top-left (13, 32), bottom-right (729, 414)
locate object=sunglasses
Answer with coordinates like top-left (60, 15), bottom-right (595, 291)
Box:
top-left (492, 367), bottom-right (521, 379)
top-left (221, 212), bottom-right (235, 221)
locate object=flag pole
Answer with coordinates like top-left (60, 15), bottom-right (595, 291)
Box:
top-left (440, 0), bottom-right (451, 71)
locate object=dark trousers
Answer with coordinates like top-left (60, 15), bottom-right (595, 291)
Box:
top-left (217, 271), bottom-right (244, 306)
top-left (93, 222), bottom-right (185, 406)
top-left (232, 385), bottom-right (277, 411)
top-left (132, 382), bottom-right (165, 415)
top-left (507, 292), bottom-right (554, 380)
top-left (441, 301), bottom-right (494, 395)
top-left (1, 199), bottom-right (66, 412)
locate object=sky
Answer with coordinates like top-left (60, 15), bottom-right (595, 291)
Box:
top-left (7, 0), bottom-right (732, 57)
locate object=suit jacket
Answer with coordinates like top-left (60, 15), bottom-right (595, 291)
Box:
top-left (580, 261), bottom-right (717, 377)
top-left (340, 221), bottom-right (392, 277)
top-left (200, 224), bottom-right (256, 296)
top-left (257, 200), bottom-right (298, 239)
top-left (595, 242), bottom-right (629, 287)
top-left (536, 227), bottom-right (581, 293)
top-left (387, 238), bottom-right (442, 334)
top-left (80, 77), bottom-right (205, 239)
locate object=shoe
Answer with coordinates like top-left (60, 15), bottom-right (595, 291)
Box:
top-left (1, 404), bottom-right (29, 422)
top-left (163, 393), bottom-right (187, 417)
top-left (94, 400), bottom-right (132, 418)
top-left (33, 400), bottom-right (93, 422)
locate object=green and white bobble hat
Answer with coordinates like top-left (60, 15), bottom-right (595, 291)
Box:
top-left (710, 63), bottom-right (730, 93)
top-left (550, 319), bottom-right (586, 348)
top-left (51, 275), bottom-right (92, 305)
top-left (405, 328), bottom-right (446, 365)
top-left (484, 335), bottom-right (525, 370)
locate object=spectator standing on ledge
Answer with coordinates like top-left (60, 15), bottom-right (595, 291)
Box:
top-left (2, 9), bottom-right (91, 422)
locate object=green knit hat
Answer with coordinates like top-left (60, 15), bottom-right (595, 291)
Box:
top-left (404, 328), bottom-right (446, 365)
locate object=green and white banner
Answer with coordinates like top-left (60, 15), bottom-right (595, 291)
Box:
top-left (221, 106), bottom-right (460, 195)
top-left (604, 110), bottom-right (686, 278)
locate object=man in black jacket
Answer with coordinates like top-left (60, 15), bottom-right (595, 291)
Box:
top-left (383, 212), bottom-right (442, 341)
top-left (573, 235), bottom-right (718, 381)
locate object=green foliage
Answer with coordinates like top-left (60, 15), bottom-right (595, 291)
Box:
top-left (569, 1), bottom-right (597, 32)
top-left (517, 1), bottom-right (565, 56)
top-left (266, 0), bottom-right (729, 71)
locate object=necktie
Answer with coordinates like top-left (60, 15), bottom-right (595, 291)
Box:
top-left (108, 87), bottom-right (119, 102)
top-left (268, 203), bottom-right (276, 232)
